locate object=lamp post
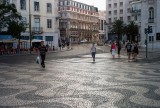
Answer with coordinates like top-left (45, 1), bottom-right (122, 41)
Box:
top-left (29, 0), bottom-right (32, 54)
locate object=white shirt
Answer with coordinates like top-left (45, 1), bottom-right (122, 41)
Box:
top-left (91, 46), bottom-right (96, 53)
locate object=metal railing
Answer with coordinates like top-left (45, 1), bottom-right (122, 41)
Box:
top-left (32, 27), bottom-right (43, 34)
top-left (148, 18), bottom-right (154, 23)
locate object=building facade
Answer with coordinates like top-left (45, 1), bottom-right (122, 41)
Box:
top-left (106, 0), bottom-right (132, 41)
top-left (130, 0), bottom-right (160, 48)
top-left (1, 0), bottom-right (59, 49)
top-left (58, 0), bottom-right (99, 43)
top-left (141, 0), bottom-right (160, 48)
top-left (98, 10), bottom-right (106, 43)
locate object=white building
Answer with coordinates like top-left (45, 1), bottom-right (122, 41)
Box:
top-left (105, 0), bottom-right (132, 41)
top-left (130, 0), bottom-right (160, 48)
top-left (141, 0), bottom-right (160, 48)
top-left (4, 0), bottom-right (59, 49)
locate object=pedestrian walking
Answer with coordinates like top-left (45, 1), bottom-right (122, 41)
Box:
top-left (66, 41), bottom-right (70, 50)
top-left (125, 42), bottom-right (132, 62)
top-left (131, 42), bottom-right (135, 59)
top-left (59, 42), bottom-right (62, 51)
top-left (38, 41), bottom-right (47, 68)
top-left (133, 43), bottom-right (139, 61)
top-left (90, 43), bottom-right (96, 62)
top-left (111, 42), bottom-right (116, 58)
top-left (117, 42), bottom-right (122, 58)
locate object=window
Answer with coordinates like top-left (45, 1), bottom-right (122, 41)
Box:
top-left (120, 2), bottom-right (123, 7)
top-left (34, 2), bottom-right (39, 11)
top-left (114, 3), bottom-right (117, 8)
top-left (108, 4), bottom-right (111, 8)
top-left (21, 36), bottom-right (29, 40)
top-left (45, 36), bottom-right (53, 41)
top-left (114, 10), bottom-right (117, 15)
top-left (127, 16), bottom-right (131, 21)
top-left (149, 36), bottom-right (154, 42)
top-left (34, 36), bottom-right (43, 40)
top-left (156, 33), bottom-right (160, 40)
top-left (120, 17), bottom-right (123, 21)
top-left (60, 1), bottom-right (63, 6)
top-left (64, 1), bottom-right (67, 5)
top-left (127, 8), bottom-right (131, 13)
top-left (120, 9), bottom-right (123, 14)
top-left (47, 3), bottom-right (52, 13)
top-left (20, 0), bottom-right (26, 10)
top-left (108, 18), bottom-right (112, 23)
top-left (149, 7), bottom-right (154, 19)
top-left (47, 19), bottom-right (52, 28)
top-left (114, 17), bottom-right (117, 21)
top-left (134, 15), bottom-right (137, 21)
top-left (109, 11), bottom-right (111, 15)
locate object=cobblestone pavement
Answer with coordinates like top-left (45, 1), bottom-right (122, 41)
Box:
top-left (1, 51), bottom-right (160, 108)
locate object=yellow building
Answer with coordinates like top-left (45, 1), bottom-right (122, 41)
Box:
top-left (58, 0), bottom-right (99, 43)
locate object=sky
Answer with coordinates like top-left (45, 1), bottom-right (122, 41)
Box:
top-left (75, 0), bottom-right (106, 10)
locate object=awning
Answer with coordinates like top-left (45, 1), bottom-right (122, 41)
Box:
top-left (0, 39), bottom-right (29, 43)
top-left (32, 39), bottom-right (43, 42)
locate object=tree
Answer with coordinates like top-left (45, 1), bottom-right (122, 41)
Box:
top-left (126, 21), bottom-right (139, 42)
top-left (7, 20), bottom-right (27, 53)
top-left (111, 20), bottom-right (124, 55)
top-left (0, 3), bottom-right (21, 32)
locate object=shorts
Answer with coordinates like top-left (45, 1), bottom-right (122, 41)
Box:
top-left (112, 49), bottom-right (116, 55)
top-left (92, 52), bottom-right (96, 58)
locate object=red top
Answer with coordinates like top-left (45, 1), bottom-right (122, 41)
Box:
top-left (111, 43), bottom-right (116, 49)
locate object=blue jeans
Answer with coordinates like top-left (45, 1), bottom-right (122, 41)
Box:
top-left (92, 52), bottom-right (96, 58)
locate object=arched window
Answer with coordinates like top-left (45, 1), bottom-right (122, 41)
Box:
top-left (149, 7), bottom-right (154, 19)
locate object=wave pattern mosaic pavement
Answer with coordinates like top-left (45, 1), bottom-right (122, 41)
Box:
top-left (0, 54), bottom-right (160, 108)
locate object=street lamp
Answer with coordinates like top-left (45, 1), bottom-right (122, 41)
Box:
top-left (29, 0), bottom-right (32, 54)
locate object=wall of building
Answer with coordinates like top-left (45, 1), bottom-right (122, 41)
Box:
top-left (106, 0), bottom-right (131, 41)
top-left (10, 0), bottom-right (59, 49)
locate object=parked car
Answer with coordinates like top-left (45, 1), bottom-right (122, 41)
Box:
top-left (80, 39), bottom-right (87, 43)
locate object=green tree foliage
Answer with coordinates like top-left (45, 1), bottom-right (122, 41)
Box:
top-left (111, 20), bottom-right (124, 36)
top-left (126, 21), bottom-right (139, 42)
top-left (7, 20), bottom-right (27, 43)
top-left (0, 3), bottom-right (21, 31)
top-left (7, 20), bottom-right (27, 54)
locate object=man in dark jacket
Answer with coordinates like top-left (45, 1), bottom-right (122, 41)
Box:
top-left (38, 41), bottom-right (47, 68)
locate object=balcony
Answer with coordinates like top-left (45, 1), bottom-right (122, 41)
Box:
top-left (148, 18), bottom-right (154, 23)
top-left (130, 9), bottom-right (141, 14)
top-left (32, 27), bottom-right (43, 34)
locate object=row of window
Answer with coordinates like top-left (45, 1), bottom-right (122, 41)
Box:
top-left (60, 12), bottom-right (98, 22)
top-left (108, 2), bottom-right (123, 8)
top-left (22, 17), bottom-right (53, 29)
top-left (60, 22), bottom-right (98, 30)
top-left (59, 7), bottom-right (97, 16)
top-left (108, 16), bottom-right (131, 23)
top-left (21, 36), bottom-right (54, 41)
top-left (59, 0), bottom-right (98, 12)
top-left (20, 0), bottom-right (52, 13)
top-left (108, 9), bottom-right (124, 15)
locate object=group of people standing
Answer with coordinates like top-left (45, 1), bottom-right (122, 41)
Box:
top-left (58, 39), bottom-right (70, 50)
top-left (37, 40), bottom-right (139, 68)
top-left (111, 41), bottom-right (139, 62)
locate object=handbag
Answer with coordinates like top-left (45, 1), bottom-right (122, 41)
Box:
top-left (36, 56), bottom-right (41, 64)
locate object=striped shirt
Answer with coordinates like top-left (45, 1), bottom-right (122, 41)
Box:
top-left (39, 45), bottom-right (47, 55)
